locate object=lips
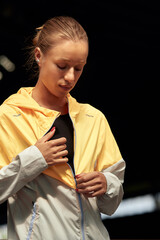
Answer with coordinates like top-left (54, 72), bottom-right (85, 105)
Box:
top-left (59, 85), bottom-right (72, 91)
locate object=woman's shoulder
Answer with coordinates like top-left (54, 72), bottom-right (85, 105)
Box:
top-left (80, 103), bottom-right (103, 116)
top-left (0, 90), bottom-right (25, 118)
top-left (70, 95), bottom-right (105, 119)
top-left (0, 102), bottom-right (17, 121)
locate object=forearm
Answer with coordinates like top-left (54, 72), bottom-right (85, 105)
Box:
top-left (0, 145), bottom-right (47, 204)
top-left (97, 159), bottom-right (125, 216)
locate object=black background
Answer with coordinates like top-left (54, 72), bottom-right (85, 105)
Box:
top-left (0, 0), bottom-right (159, 238)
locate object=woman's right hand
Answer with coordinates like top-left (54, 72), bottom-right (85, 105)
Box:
top-left (35, 127), bottom-right (68, 166)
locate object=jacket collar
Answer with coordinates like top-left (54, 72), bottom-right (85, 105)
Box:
top-left (3, 87), bottom-right (80, 118)
top-left (67, 94), bottom-right (80, 118)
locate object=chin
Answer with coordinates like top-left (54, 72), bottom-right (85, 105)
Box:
top-left (54, 90), bottom-right (69, 99)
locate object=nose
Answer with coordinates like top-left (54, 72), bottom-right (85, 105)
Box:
top-left (64, 67), bottom-right (75, 83)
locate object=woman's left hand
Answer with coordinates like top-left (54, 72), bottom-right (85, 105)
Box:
top-left (75, 172), bottom-right (107, 198)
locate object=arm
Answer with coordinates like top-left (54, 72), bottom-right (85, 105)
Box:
top-left (97, 158), bottom-right (125, 215)
top-left (76, 113), bottom-right (125, 215)
top-left (0, 145), bottom-right (47, 204)
top-left (76, 159), bottom-right (125, 215)
top-left (0, 128), bottom-right (68, 204)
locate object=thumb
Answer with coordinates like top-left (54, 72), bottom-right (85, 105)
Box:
top-left (43, 127), bottom-right (56, 142)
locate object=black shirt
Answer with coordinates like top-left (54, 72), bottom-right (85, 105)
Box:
top-left (49, 114), bottom-right (74, 172)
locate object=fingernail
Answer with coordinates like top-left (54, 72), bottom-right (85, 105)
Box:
top-left (75, 174), bottom-right (80, 178)
top-left (51, 127), bottom-right (55, 132)
top-left (76, 189), bottom-right (79, 192)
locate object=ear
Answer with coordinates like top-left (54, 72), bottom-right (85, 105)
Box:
top-left (35, 47), bottom-right (42, 66)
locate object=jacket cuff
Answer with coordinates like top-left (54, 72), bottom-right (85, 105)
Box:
top-left (17, 145), bottom-right (48, 178)
top-left (96, 159), bottom-right (125, 215)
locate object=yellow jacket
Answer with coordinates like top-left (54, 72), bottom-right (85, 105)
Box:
top-left (0, 87), bottom-right (122, 189)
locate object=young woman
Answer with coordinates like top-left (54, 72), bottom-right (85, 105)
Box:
top-left (0, 16), bottom-right (125, 240)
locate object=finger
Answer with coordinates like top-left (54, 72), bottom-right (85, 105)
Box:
top-left (54, 150), bottom-right (68, 159)
top-left (49, 137), bottom-right (67, 146)
top-left (42, 127), bottom-right (56, 142)
top-left (55, 157), bottom-right (68, 164)
top-left (77, 183), bottom-right (101, 193)
top-left (76, 178), bottom-right (96, 189)
top-left (91, 189), bottom-right (105, 197)
top-left (54, 144), bottom-right (67, 152)
top-left (88, 187), bottom-right (106, 197)
top-left (76, 172), bottom-right (97, 184)
top-left (78, 185), bottom-right (105, 198)
top-left (48, 157), bottom-right (68, 166)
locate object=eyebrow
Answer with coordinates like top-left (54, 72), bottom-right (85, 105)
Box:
top-left (58, 58), bottom-right (87, 64)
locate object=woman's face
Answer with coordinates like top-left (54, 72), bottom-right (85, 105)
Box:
top-left (35, 40), bottom-right (88, 98)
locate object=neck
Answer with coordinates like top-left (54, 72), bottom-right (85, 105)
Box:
top-left (32, 81), bottom-right (68, 114)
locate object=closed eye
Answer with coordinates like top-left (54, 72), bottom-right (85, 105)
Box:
top-left (75, 67), bottom-right (83, 72)
top-left (56, 63), bottom-right (84, 72)
top-left (57, 64), bottom-right (67, 70)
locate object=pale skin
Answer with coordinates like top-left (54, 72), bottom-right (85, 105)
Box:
top-left (34, 39), bottom-right (107, 197)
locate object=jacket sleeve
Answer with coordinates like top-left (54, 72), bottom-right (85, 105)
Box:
top-left (0, 145), bottom-right (48, 204)
top-left (97, 159), bottom-right (125, 216)
top-left (95, 113), bottom-right (126, 216)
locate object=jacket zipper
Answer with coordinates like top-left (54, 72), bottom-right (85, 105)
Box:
top-left (68, 110), bottom-right (85, 240)
top-left (45, 108), bottom-right (85, 240)
top-left (67, 162), bottom-right (85, 240)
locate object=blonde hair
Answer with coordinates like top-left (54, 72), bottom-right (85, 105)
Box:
top-left (26, 16), bottom-right (88, 78)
